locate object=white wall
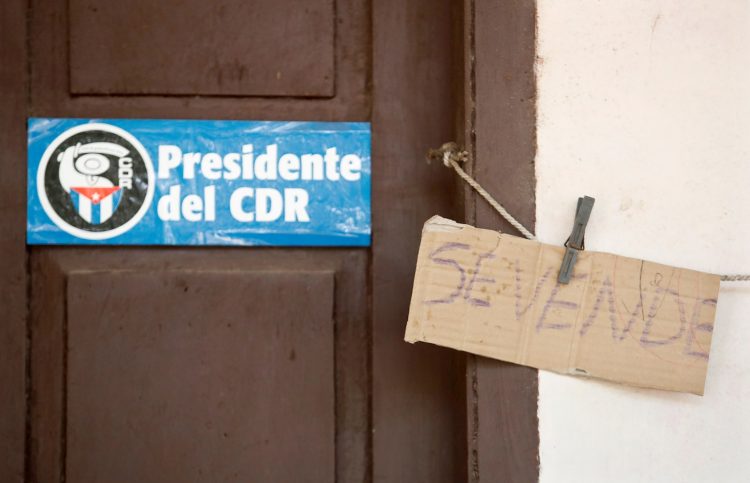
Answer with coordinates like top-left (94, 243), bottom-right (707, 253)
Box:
top-left (536, 1), bottom-right (750, 481)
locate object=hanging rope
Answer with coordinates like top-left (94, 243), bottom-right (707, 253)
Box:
top-left (427, 142), bottom-right (749, 283)
top-left (427, 143), bottom-right (536, 240)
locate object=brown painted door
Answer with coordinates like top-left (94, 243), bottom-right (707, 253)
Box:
top-left (24, 1), bottom-right (370, 482)
top-left (1, 0), bottom-right (540, 482)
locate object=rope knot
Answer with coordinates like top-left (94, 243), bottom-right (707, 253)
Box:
top-left (427, 142), bottom-right (468, 167)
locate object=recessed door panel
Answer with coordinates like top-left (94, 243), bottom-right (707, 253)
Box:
top-left (68, 0), bottom-right (335, 97)
top-left (65, 270), bottom-right (334, 482)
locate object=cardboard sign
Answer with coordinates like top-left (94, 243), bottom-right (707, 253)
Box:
top-left (405, 216), bottom-right (721, 395)
top-left (27, 118), bottom-right (370, 246)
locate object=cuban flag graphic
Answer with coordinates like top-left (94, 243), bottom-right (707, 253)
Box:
top-left (69, 186), bottom-right (122, 224)
top-left (57, 141), bottom-right (128, 224)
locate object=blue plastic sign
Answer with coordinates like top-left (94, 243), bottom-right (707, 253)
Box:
top-left (27, 118), bottom-right (371, 246)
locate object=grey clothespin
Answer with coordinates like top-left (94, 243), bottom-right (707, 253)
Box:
top-left (558, 196), bottom-right (595, 284)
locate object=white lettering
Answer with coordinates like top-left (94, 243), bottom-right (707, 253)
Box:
top-left (255, 144), bottom-right (277, 180)
top-left (158, 145), bottom-right (182, 179)
top-left (284, 188), bottom-right (310, 222)
top-left (279, 153), bottom-right (300, 180)
top-left (182, 194), bottom-right (203, 222)
top-left (230, 187), bottom-right (255, 222)
top-left (200, 153), bottom-right (223, 180)
top-left (340, 154), bottom-right (362, 181)
top-left (241, 144), bottom-right (254, 180)
top-left (156, 143), bottom-right (364, 183)
top-left (157, 185), bottom-right (181, 221)
top-left (204, 186), bottom-right (216, 221)
top-left (301, 154), bottom-right (324, 180)
top-left (256, 188), bottom-right (283, 222)
top-left (224, 153), bottom-right (241, 180)
top-left (118, 157), bottom-right (133, 189)
top-left (324, 148), bottom-right (340, 181)
top-left (182, 152), bottom-right (201, 179)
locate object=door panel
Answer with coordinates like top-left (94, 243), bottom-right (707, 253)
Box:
top-left (69, 0), bottom-right (335, 97)
top-left (30, 249), bottom-right (367, 482)
top-left (30, 0), bottom-right (368, 120)
top-left (66, 271), bottom-right (334, 482)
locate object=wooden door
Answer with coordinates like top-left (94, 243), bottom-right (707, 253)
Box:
top-left (0, 0), bottom-right (540, 481)
top-left (11, 1), bottom-right (372, 481)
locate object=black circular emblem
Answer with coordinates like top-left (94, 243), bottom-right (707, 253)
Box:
top-left (37, 123), bottom-right (155, 240)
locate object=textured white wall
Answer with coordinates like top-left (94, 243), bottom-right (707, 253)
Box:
top-left (536, 1), bottom-right (750, 481)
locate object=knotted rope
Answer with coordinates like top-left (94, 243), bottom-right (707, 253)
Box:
top-left (428, 143), bottom-right (536, 240)
top-left (427, 142), bottom-right (749, 283)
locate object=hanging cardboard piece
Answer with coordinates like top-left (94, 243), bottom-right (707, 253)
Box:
top-left (405, 216), bottom-right (721, 395)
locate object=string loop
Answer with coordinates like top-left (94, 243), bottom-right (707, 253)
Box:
top-left (428, 143), bottom-right (536, 240)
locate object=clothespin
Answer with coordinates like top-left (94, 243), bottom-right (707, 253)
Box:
top-left (558, 196), bottom-right (595, 284)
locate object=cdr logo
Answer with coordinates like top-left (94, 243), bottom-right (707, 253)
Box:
top-left (37, 123), bottom-right (155, 240)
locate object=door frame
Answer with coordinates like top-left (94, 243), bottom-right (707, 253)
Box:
top-left (0, 0), bottom-right (29, 481)
top-left (372, 0), bottom-right (539, 481)
top-left (461, 0), bottom-right (540, 481)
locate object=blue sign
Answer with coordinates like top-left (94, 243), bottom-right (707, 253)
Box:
top-left (27, 118), bottom-right (371, 246)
